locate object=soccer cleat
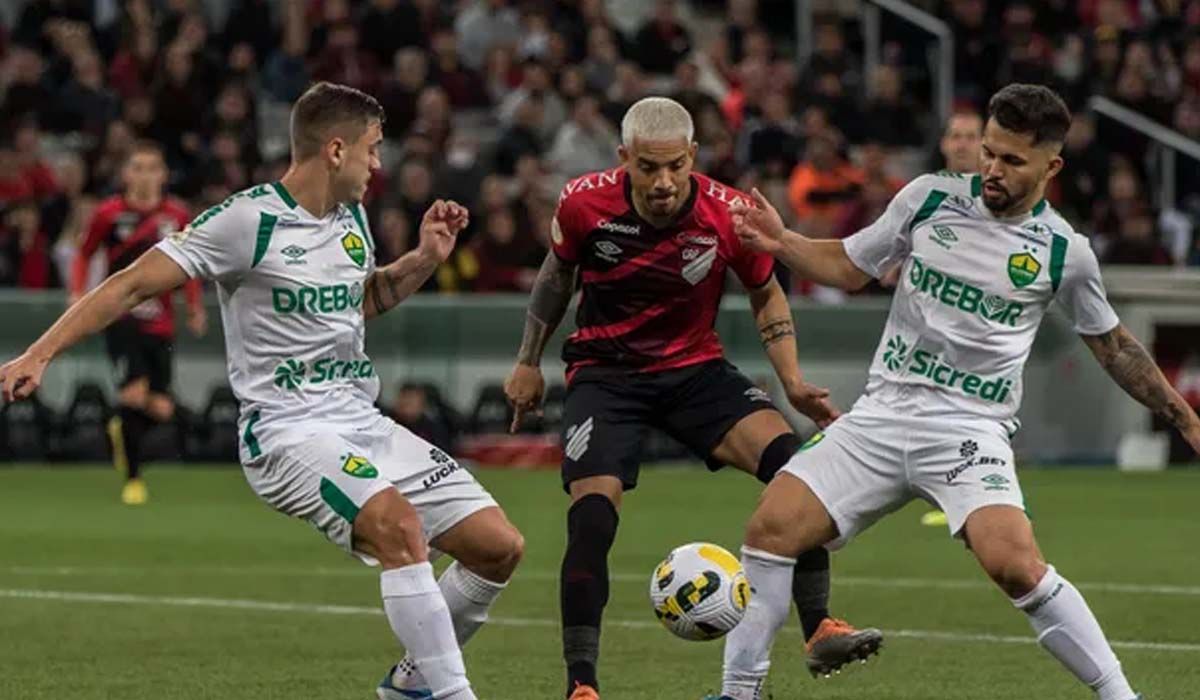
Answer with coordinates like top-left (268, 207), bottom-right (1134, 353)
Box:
top-left (376, 665), bottom-right (432, 700)
top-left (121, 478), bottom-right (148, 506)
top-left (568, 682), bottom-right (599, 700)
top-left (805, 617), bottom-right (883, 678)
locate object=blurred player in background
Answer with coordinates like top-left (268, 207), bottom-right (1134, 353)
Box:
top-left (71, 140), bottom-right (206, 505)
top-left (505, 97), bottom-right (881, 700)
top-left (5, 82), bottom-right (524, 700)
top-left (715, 83), bottom-right (1200, 700)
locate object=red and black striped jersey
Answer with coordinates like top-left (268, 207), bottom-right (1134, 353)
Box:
top-left (552, 167), bottom-right (774, 379)
top-left (73, 195), bottom-right (195, 338)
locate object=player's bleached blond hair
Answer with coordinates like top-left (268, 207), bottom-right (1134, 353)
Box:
top-left (621, 97), bottom-right (694, 146)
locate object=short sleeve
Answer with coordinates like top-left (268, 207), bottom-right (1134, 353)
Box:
top-left (842, 175), bottom-right (932, 279)
top-left (550, 191), bottom-right (586, 264)
top-left (155, 201), bottom-right (254, 282)
top-left (731, 238), bottom-right (775, 289)
top-left (1053, 236), bottom-right (1120, 335)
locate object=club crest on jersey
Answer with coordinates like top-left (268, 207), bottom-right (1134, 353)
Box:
top-left (1007, 252), bottom-right (1041, 288)
top-left (341, 230), bottom-right (367, 267)
top-left (681, 246), bottom-right (717, 285)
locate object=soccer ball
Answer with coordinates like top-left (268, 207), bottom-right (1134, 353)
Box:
top-left (649, 542), bottom-right (751, 641)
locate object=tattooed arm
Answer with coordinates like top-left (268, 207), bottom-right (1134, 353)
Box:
top-left (747, 278), bottom-right (840, 428)
top-left (1081, 324), bottom-right (1200, 453)
top-left (504, 251), bottom-right (578, 431)
top-left (363, 200), bottom-right (467, 320)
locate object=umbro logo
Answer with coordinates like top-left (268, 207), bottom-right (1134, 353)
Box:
top-left (595, 240), bottom-right (623, 263)
top-left (281, 244), bottom-right (307, 265)
top-left (929, 225), bottom-right (958, 249)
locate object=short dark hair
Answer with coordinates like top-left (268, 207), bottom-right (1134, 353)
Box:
top-left (290, 81), bottom-right (385, 159)
top-left (987, 84), bottom-right (1072, 145)
top-left (125, 139), bottom-right (165, 164)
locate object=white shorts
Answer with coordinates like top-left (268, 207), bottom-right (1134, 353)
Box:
top-left (243, 414), bottom-right (497, 564)
top-left (782, 396), bottom-right (1025, 549)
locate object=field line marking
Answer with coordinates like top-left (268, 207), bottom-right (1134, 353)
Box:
top-left (1, 587), bottom-right (1198, 653)
top-left (8, 566), bottom-right (1200, 598)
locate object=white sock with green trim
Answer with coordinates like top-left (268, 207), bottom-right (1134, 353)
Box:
top-left (381, 562), bottom-right (476, 700)
top-left (393, 561), bottom-right (507, 690)
top-left (721, 546), bottom-right (797, 700)
top-left (1013, 565), bottom-right (1136, 700)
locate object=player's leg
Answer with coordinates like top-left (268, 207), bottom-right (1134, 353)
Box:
top-left (105, 323), bottom-right (155, 504)
top-left (720, 473), bottom-right (838, 700)
top-left (717, 407), bottom-right (906, 699)
top-left (668, 362), bottom-right (882, 669)
top-left (558, 376), bottom-right (649, 699)
top-left (243, 429), bottom-right (477, 700)
top-left (964, 506), bottom-right (1139, 700)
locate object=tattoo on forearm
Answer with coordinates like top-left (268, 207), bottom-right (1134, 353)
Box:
top-left (1087, 326), bottom-right (1192, 429)
top-left (516, 253), bottom-right (577, 365)
top-left (759, 316), bottom-right (795, 348)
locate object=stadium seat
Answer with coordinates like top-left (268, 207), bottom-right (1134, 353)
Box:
top-left (469, 382), bottom-right (515, 435)
top-left (54, 382), bottom-right (111, 461)
top-left (1, 392), bottom-right (57, 462)
top-left (191, 386), bottom-right (240, 462)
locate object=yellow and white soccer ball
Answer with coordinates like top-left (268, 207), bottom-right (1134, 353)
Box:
top-left (649, 542), bottom-right (751, 641)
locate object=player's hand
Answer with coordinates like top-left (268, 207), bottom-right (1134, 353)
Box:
top-left (504, 363), bottom-right (545, 433)
top-left (730, 188), bottom-right (786, 255)
top-left (188, 306), bottom-right (208, 337)
top-left (784, 379), bottom-right (841, 429)
top-left (0, 351), bottom-right (50, 404)
top-left (417, 200), bottom-right (468, 264)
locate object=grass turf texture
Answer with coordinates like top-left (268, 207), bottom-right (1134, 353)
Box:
top-left (1, 465), bottom-right (1198, 700)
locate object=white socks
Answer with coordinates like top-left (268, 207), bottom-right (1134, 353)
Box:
top-left (393, 561), bottom-right (507, 690)
top-left (380, 562), bottom-right (476, 700)
top-left (721, 547), bottom-right (797, 700)
top-left (1013, 565), bottom-right (1136, 700)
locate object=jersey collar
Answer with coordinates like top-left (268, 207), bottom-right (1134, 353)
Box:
top-left (971, 175), bottom-right (1049, 223)
top-left (622, 173), bottom-right (700, 230)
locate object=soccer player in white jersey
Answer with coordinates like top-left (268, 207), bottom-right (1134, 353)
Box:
top-left (709, 83), bottom-right (1200, 700)
top-left (0, 82), bottom-right (524, 700)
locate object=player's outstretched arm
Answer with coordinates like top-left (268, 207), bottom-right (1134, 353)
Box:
top-left (0, 249), bottom-right (189, 402)
top-left (747, 277), bottom-right (839, 428)
top-left (1081, 324), bottom-right (1200, 454)
top-left (730, 188), bottom-right (872, 292)
top-left (363, 200), bottom-right (467, 319)
top-left (504, 250), bottom-right (578, 431)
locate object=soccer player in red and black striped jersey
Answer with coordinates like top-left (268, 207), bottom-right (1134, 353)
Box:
top-left (504, 98), bottom-right (882, 700)
top-left (71, 141), bottom-right (206, 505)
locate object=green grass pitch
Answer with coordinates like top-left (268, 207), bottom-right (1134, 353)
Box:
top-left (1, 464), bottom-right (1198, 699)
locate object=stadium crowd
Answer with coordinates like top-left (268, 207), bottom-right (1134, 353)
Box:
top-left (1, 0), bottom-right (1199, 294)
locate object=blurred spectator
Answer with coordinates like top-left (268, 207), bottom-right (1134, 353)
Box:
top-left (737, 91), bottom-right (802, 177)
top-left (373, 200), bottom-right (412, 265)
top-left (786, 129), bottom-right (863, 239)
top-left (859, 64), bottom-right (925, 148)
top-left (358, 0), bottom-right (424, 66)
top-left (152, 44), bottom-right (208, 164)
top-left (57, 50), bottom-right (118, 138)
top-left (429, 29), bottom-right (486, 109)
top-left (107, 27), bottom-right (159, 101)
top-left (547, 95), bottom-right (620, 179)
top-left (937, 110), bottom-right (983, 174)
top-left (455, 0), bottom-right (521, 72)
top-left (262, 4), bottom-right (311, 104)
top-left (798, 16), bottom-right (859, 100)
top-left (1, 200), bottom-right (56, 288)
top-left (378, 48), bottom-right (429, 139)
top-left (634, 0), bottom-right (692, 75)
top-left (720, 57), bottom-right (768, 132)
top-left (396, 159), bottom-right (435, 247)
top-left (582, 26), bottom-right (620, 95)
top-left (946, 0), bottom-right (1001, 103)
top-left (1055, 113), bottom-right (1109, 223)
top-left (311, 22), bottom-right (381, 94)
top-left (669, 59), bottom-right (720, 127)
top-left (458, 206), bottom-right (541, 292)
top-left (498, 59), bottom-right (567, 141)
top-left (1102, 208), bottom-right (1173, 265)
top-left (6, 121), bottom-right (59, 205)
top-left (388, 383), bottom-right (453, 451)
top-left (412, 85), bottom-right (453, 151)
top-left (1, 45), bottom-right (54, 127)
top-left (602, 62), bottom-right (648, 128)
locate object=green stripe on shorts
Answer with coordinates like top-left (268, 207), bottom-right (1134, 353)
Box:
top-left (320, 477), bottom-right (360, 523)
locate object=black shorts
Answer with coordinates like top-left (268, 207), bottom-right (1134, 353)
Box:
top-left (104, 320), bottom-right (173, 393)
top-left (560, 359), bottom-right (777, 491)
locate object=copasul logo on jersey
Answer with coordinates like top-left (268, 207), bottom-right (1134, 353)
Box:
top-left (908, 257), bottom-right (1024, 327)
top-left (272, 282), bottom-right (364, 314)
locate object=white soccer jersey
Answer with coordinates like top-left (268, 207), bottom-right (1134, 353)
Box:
top-left (156, 182), bottom-right (381, 460)
top-left (843, 172), bottom-right (1120, 426)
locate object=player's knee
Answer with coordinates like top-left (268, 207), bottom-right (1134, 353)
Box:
top-left (481, 526), bottom-right (525, 582)
top-left (744, 503), bottom-right (795, 555)
top-left (567, 493), bottom-right (619, 551)
top-left (983, 549), bottom-right (1047, 598)
top-left (118, 383), bottom-right (149, 409)
top-left (358, 509), bottom-right (428, 568)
